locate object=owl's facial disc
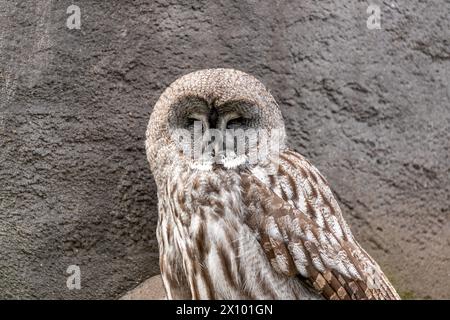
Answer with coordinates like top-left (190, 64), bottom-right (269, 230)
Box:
top-left (169, 96), bottom-right (284, 170)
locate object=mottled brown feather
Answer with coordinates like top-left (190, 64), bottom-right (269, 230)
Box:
top-left (240, 151), bottom-right (400, 300)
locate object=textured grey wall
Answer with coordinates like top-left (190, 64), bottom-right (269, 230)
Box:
top-left (0, 0), bottom-right (449, 299)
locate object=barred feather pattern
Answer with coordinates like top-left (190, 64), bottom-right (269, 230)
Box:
top-left (241, 150), bottom-right (400, 300)
top-left (157, 154), bottom-right (319, 299)
top-left (155, 150), bottom-right (400, 300)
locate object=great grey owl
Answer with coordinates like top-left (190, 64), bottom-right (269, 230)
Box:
top-left (145, 68), bottom-right (400, 300)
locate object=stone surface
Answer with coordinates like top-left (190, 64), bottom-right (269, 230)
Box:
top-left (0, 1), bottom-right (448, 299)
top-left (120, 275), bottom-right (165, 300)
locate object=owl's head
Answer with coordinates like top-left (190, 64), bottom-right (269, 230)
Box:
top-left (146, 69), bottom-right (286, 175)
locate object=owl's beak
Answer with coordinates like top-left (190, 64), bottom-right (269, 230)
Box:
top-left (207, 106), bottom-right (219, 129)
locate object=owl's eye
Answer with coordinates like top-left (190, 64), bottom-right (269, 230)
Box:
top-left (185, 117), bottom-right (197, 129)
top-left (226, 117), bottom-right (245, 129)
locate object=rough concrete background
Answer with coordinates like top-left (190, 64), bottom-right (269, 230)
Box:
top-left (0, 0), bottom-right (449, 299)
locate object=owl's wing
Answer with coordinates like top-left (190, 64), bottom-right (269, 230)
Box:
top-left (240, 149), bottom-right (399, 300)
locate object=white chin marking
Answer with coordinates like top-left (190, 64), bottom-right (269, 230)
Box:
top-left (222, 155), bottom-right (247, 169)
top-left (191, 161), bottom-right (213, 171)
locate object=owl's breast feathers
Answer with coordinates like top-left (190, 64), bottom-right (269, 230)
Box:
top-left (158, 149), bottom-right (400, 300)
